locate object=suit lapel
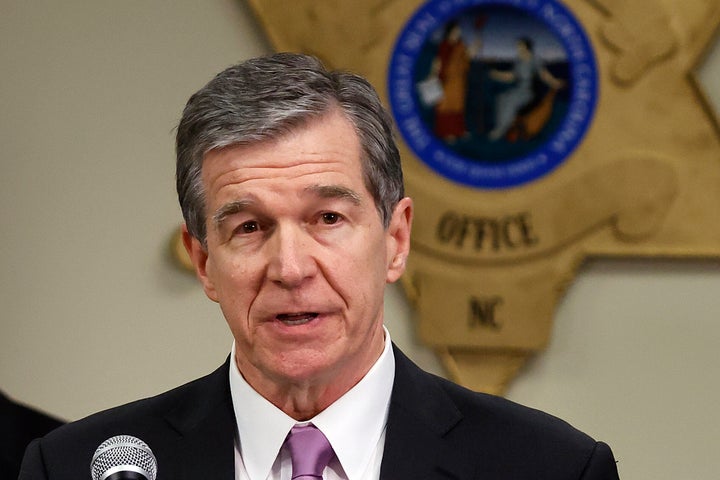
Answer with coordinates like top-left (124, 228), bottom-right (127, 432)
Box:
top-left (149, 351), bottom-right (472, 479)
top-left (380, 346), bottom-right (472, 480)
top-left (161, 360), bottom-right (236, 480)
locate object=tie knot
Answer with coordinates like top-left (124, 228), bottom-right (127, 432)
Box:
top-left (284, 424), bottom-right (334, 480)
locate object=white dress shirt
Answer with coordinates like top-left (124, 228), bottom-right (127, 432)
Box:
top-left (229, 327), bottom-right (395, 480)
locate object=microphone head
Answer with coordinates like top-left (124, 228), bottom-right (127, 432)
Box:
top-left (90, 435), bottom-right (158, 480)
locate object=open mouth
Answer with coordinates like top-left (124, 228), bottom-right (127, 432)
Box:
top-left (276, 312), bottom-right (319, 326)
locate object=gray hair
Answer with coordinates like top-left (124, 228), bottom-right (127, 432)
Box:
top-left (176, 53), bottom-right (404, 246)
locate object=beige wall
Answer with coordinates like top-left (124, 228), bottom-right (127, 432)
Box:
top-left (1, 1), bottom-right (718, 478)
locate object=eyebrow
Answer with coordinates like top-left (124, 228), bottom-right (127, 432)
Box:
top-left (212, 199), bottom-right (254, 229)
top-left (305, 184), bottom-right (362, 205)
top-left (211, 185), bottom-right (362, 230)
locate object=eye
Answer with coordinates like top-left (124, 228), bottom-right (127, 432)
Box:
top-left (238, 221), bottom-right (260, 234)
top-left (320, 212), bottom-right (341, 225)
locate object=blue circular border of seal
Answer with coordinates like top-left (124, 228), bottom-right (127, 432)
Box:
top-left (388, 0), bottom-right (599, 189)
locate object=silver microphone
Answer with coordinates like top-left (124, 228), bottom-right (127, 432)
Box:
top-left (90, 435), bottom-right (158, 480)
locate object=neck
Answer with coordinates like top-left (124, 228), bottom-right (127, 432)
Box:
top-left (267, 383), bottom-right (353, 420)
top-left (236, 330), bottom-right (386, 420)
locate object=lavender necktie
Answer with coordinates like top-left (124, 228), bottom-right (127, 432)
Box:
top-left (284, 424), bottom-right (334, 480)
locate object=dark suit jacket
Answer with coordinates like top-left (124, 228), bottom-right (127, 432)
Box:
top-left (19, 347), bottom-right (619, 479)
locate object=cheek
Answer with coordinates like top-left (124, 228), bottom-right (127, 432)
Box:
top-left (341, 239), bottom-right (389, 303)
top-left (212, 259), bottom-right (258, 314)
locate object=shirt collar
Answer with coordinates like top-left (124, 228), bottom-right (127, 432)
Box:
top-left (229, 327), bottom-right (395, 480)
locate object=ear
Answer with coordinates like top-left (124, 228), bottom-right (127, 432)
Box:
top-left (182, 223), bottom-right (219, 302)
top-left (385, 197), bottom-right (413, 284)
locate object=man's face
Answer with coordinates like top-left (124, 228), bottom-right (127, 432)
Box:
top-left (184, 110), bottom-right (412, 395)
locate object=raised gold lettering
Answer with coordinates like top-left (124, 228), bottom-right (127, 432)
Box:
top-left (436, 211), bottom-right (539, 252)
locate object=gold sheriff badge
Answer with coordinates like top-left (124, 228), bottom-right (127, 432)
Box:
top-left (236, 0), bottom-right (720, 394)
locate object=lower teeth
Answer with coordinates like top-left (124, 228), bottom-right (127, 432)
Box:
top-left (280, 314), bottom-right (316, 325)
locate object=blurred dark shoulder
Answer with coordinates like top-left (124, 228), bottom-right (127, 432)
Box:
top-left (1, 390), bottom-right (64, 480)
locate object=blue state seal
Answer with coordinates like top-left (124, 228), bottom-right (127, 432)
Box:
top-left (388, 0), bottom-right (599, 189)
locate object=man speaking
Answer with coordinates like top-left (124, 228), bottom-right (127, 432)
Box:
top-left (20, 53), bottom-right (619, 479)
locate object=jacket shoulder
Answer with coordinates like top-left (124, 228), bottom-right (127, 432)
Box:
top-left (389, 347), bottom-right (618, 479)
top-left (19, 361), bottom-right (231, 479)
top-left (49, 360), bottom-right (229, 438)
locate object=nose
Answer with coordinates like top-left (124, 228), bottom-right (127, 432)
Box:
top-left (265, 223), bottom-right (318, 288)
